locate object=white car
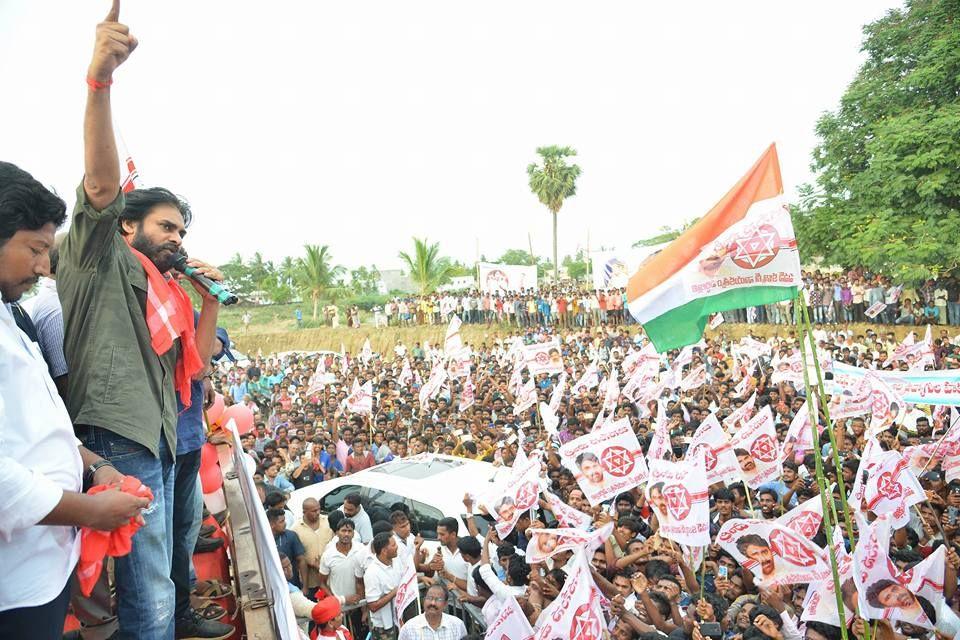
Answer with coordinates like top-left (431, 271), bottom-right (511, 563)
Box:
top-left (288, 454), bottom-right (510, 552)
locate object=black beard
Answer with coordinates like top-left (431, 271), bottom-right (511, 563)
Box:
top-left (131, 229), bottom-right (179, 273)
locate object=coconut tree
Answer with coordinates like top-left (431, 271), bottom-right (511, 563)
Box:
top-left (398, 237), bottom-right (452, 295)
top-left (295, 244), bottom-right (345, 319)
top-left (527, 146), bottom-right (582, 280)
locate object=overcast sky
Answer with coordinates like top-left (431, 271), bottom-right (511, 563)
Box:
top-left (0, 1), bottom-right (902, 271)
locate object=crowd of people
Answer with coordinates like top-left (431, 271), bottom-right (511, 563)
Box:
top-left (3, 5), bottom-right (960, 640)
top-left (214, 310), bottom-right (960, 640)
top-left (320, 269), bottom-right (960, 331)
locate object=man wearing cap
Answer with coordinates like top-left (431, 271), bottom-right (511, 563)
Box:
top-left (397, 584), bottom-right (466, 640)
top-left (309, 591), bottom-right (353, 640)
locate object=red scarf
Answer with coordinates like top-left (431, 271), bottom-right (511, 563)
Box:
top-left (126, 243), bottom-right (204, 408)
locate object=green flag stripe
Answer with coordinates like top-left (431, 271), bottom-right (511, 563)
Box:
top-left (641, 285), bottom-right (798, 352)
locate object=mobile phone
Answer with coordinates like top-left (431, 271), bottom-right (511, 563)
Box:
top-left (699, 622), bottom-right (722, 640)
top-left (717, 565), bottom-right (728, 579)
top-left (949, 506), bottom-right (959, 525)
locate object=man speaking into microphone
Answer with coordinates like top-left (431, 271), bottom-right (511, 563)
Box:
top-left (58, 2), bottom-right (227, 636)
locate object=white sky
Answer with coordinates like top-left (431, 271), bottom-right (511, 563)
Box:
top-left (0, 1), bottom-right (901, 271)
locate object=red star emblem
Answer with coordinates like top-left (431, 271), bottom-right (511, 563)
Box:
top-left (750, 433), bottom-right (779, 463)
top-left (663, 484), bottom-right (692, 521)
top-left (731, 224), bottom-right (781, 270)
top-left (534, 352), bottom-right (549, 365)
top-left (876, 471), bottom-right (903, 501)
top-left (769, 529), bottom-right (817, 567)
top-left (600, 446), bottom-right (635, 478)
top-left (693, 443), bottom-right (718, 471)
top-left (515, 481), bottom-right (539, 510)
top-left (570, 602), bottom-right (602, 640)
top-left (783, 510), bottom-right (822, 539)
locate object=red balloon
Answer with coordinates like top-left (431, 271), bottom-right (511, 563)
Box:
top-left (220, 404), bottom-right (254, 436)
top-left (199, 443), bottom-right (222, 494)
top-left (206, 393), bottom-right (225, 426)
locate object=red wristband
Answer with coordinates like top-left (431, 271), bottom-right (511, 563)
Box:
top-left (86, 76), bottom-right (113, 92)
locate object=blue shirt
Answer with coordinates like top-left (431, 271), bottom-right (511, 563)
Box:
top-left (175, 379), bottom-right (206, 455)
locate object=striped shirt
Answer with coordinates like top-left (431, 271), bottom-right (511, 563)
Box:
top-left (22, 277), bottom-right (68, 378)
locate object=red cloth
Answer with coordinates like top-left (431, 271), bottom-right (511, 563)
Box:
top-left (125, 242), bottom-right (204, 408)
top-left (77, 476), bottom-right (154, 596)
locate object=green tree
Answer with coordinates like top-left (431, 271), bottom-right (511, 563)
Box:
top-left (295, 244), bottom-right (345, 319)
top-left (794, 0), bottom-right (960, 282)
top-left (527, 146), bottom-right (582, 280)
top-left (633, 220), bottom-right (698, 248)
top-left (562, 251), bottom-right (590, 281)
top-left (219, 253), bottom-right (254, 297)
top-left (398, 237), bottom-right (453, 295)
top-left (349, 265), bottom-right (382, 296)
top-left (498, 248), bottom-right (535, 265)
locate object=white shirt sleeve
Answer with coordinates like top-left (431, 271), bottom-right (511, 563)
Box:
top-left (479, 563), bottom-right (519, 600)
top-left (0, 392), bottom-right (64, 540)
top-left (779, 611), bottom-right (802, 640)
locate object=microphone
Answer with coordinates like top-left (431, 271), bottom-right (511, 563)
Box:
top-left (172, 254), bottom-right (239, 306)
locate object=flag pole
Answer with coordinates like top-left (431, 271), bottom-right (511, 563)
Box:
top-left (797, 296), bottom-right (858, 547)
top-left (794, 293), bottom-right (852, 640)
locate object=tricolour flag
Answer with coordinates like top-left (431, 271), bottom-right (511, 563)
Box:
top-left (626, 145), bottom-right (800, 352)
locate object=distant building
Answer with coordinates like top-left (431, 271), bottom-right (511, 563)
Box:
top-left (378, 269), bottom-right (417, 294)
top-left (437, 276), bottom-right (477, 292)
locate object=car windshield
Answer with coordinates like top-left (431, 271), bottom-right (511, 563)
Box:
top-left (368, 457), bottom-right (465, 480)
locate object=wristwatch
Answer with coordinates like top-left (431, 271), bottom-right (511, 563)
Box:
top-left (84, 459), bottom-right (116, 488)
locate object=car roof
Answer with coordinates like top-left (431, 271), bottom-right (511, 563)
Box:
top-left (290, 454), bottom-right (510, 518)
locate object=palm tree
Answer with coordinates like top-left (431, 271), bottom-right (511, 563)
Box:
top-left (295, 244), bottom-right (345, 319)
top-left (398, 237), bottom-right (453, 295)
top-left (527, 146), bottom-right (582, 280)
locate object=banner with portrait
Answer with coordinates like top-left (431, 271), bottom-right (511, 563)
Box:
top-left (560, 418), bottom-right (648, 506)
top-left (478, 262), bottom-right (537, 294)
top-left (717, 519), bottom-right (830, 587)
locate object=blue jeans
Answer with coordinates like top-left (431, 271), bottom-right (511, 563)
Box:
top-left (172, 449), bottom-right (203, 621)
top-left (949, 301), bottom-right (960, 326)
top-left (80, 427), bottom-right (176, 640)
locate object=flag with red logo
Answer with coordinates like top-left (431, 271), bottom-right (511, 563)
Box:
top-left (622, 359), bottom-right (659, 403)
top-left (542, 489), bottom-right (592, 530)
top-left (344, 379), bottom-right (373, 415)
top-left (853, 514), bottom-right (943, 630)
top-left (646, 400), bottom-right (673, 463)
top-left (459, 375), bottom-right (476, 412)
top-left (722, 391), bottom-right (757, 432)
top-left (526, 522), bottom-right (614, 564)
top-left (398, 358), bottom-right (413, 388)
top-left (776, 494), bottom-right (823, 539)
top-left (827, 373), bottom-right (872, 420)
top-left (865, 372), bottom-right (907, 436)
top-left (717, 519), bottom-right (830, 587)
top-left (513, 378), bottom-right (538, 416)
top-left (850, 437), bottom-right (924, 528)
top-left (485, 592), bottom-right (534, 640)
top-left (688, 413), bottom-right (740, 485)
top-left (571, 361), bottom-right (600, 395)
top-left (533, 550), bottom-right (606, 640)
top-left (560, 418), bottom-right (648, 506)
top-left (482, 457), bottom-right (542, 537)
top-left (771, 350), bottom-right (832, 387)
top-left (801, 526), bottom-right (855, 628)
top-left (729, 406), bottom-right (782, 488)
top-left (646, 451), bottom-right (711, 547)
top-left (884, 325), bottom-right (935, 370)
top-left (679, 365), bottom-right (707, 392)
top-left (780, 397), bottom-right (817, 461)
top-left (523, 338), bottom-right (564, 375)
top-left (393, 553), bottom-right (419, 624)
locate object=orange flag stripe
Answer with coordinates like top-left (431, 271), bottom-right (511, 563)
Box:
top-left (626, 144), bottom-right (784, 302)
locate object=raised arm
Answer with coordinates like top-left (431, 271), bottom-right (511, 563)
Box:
top-left (84, 0), bottom-right (137, 210)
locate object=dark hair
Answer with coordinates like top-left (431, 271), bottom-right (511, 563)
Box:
top-left (371, 531), bottom-right (393, 555)
top-left (507, 555), bottom-right (529, 586)
top-left (748, 603), bottom-right (782, 630)
top-left (372, 520), bottom-right (392, 536)
top-left (437, 517), bottom-right (459, 535)
top-left (576, 451), bottom-right (600, 467)
top-left (266, 508), bottom-right (286, 523)
top-left (344, 493), bottom-right (362, 507)
top-left (803, 621), bottom-right (843, 640)
top-left (757, 488), bottom-right (779, 503)
top-left (713, 488), bottom-right (734, 502)
top-left (336, 517), bottom-right (355, 532)
top-left (616, 517), bottom-right (642, 534)
top-left (644, 559), bottom-right (671, 580)
top-left (457, 536), bottom-right (482, 560)
top-left (0, 162), bottom-right (66, 243)
top-left (735, 534), bottom-right (769, 555)
top-left (118, 187), bottom-right (192, 233)
top-left (264, 491), bottom-right (287, 507)
top-left (389, 510), bottom-right (409, 526)
top-left (472, 565), bottom-right (490, 595)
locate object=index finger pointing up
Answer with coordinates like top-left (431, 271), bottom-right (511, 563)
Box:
top-left (105, 0), bottom-right (120, 22)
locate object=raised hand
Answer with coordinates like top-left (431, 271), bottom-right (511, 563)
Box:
top-left (89, 0), bottom-right (138, 83)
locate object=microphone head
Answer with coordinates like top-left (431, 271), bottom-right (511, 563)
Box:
top-left (171, 252), bottom-right (188, 271)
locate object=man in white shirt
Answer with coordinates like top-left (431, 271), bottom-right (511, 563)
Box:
top-left (428, 517), bottom-right (469, 586)
top-left (364, 532), bottom-right (402, 639)
top-left (338, 493), bottom-right (374, 543)
top-left (0, 160), bottom-right (148, 638)
top-left (318, 518), bottom-right (365, 606)
top-left (397, 584), bottom-right (467, 640)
